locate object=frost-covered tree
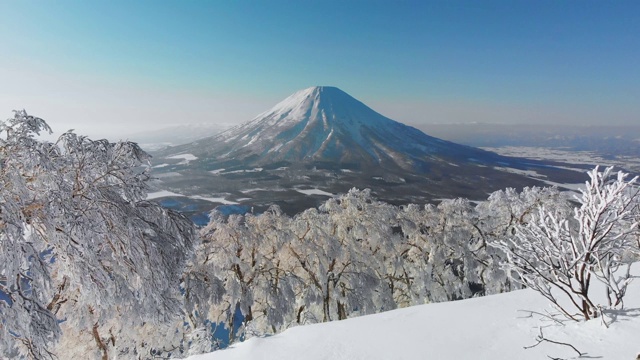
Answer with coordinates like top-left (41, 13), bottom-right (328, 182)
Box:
top-left (293, 189), bottom-right (396, 322)
top-left (491, 166), bottom-right (640, 321)
top-left (188, 190), bottom-right (401, 342)
top-left (474, 185), bottom-right (571, 295)
top-left (186, 162), bottom-right (640, 350)
top-left (241, 206), bottom-right (300, 335)
top-left (393, 197), bottom-right (514, 304)
top-left (186, 205), bottom-right (302, 343)
top-left (477, 186), bottom-right (570, 238)
top-left (189, 187), bottom-right (555, 347)
top-left (0, 111), bottom-right (196, 359)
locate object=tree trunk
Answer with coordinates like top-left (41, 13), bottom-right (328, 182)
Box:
top-left (92, 323), bottom-right (108, 360)
top-left (582, 299), bottom-right (591, 320)
top-left (323, 284), bottom-right (331, 322)
top-left (228, 310), bottom-right (235, 344)
top-left (337, 301), bottom-right (347, 320)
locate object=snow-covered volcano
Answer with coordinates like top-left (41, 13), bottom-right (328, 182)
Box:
top-left (153, 87), bottom-right (587, 215)
top-left (167, 86), bottom-right (503, 172)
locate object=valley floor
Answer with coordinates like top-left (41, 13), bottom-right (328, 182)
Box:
top-left (185, 265), bottom-right (640, 360)
top-left (482, 146), bottom-right (640, 173)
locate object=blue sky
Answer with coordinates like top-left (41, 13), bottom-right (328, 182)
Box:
top-left (0, 0), bottom-right (638, 137)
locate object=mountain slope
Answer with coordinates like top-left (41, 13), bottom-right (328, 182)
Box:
top-left (151, 87), bottom-right (588, 215)
top-left (162, 86), bottom-right (505, 172)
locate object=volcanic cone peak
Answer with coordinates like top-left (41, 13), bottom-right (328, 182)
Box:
top-left (154, 86), bottom-right (586, 214)
top-left (170, 85), bottom-right (496, 172)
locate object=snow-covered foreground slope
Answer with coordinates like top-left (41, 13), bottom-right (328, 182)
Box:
top-left (186, 265), bottom-right (640, 360)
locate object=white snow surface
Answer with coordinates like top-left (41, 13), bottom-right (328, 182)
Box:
top-left (167, 153), bottom-right (198, 164)
top-left (295, 188), bottom-right (334, 197)
top-left (190, 195), bottom-right (238, 205)
top-left (154, 172), bottom-right (183, 178)
top-left (483, 146), bottom-right (640, 173)
top-left (168, 154), bottom-right (198, 161)
top-left (146, 190), bottom-right (183, 199)
top-left (185, 265), bottom-right (640, 360)
top-left (218, 168), bottom-right (263, 175)
top-left (185, 86), bottom-right (466, 169)
top-left (146, 190), bottom-right (237, 204)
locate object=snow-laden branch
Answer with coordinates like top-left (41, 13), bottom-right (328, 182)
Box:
top-left (491, 166), bottom-right (640, 321)
top-left (0, 111), bottom-right (197, 359)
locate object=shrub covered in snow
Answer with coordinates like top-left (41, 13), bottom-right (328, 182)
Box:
top-left (491, 166), bottom-right (640, 321)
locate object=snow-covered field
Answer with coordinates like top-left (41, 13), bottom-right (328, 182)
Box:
top-left (295, 188), bottom-right (334, 197)
top-left (484, 146), bottom-right (640, 173)
top-left (167, 153), bottom-right (199, 165)
top-left (147, 190), bottom-right (184, 199)
top-left (185, 265), bottom-right (640, 360)
top-left (146, 190), bottom-right (237, 204)
top-left (493, 166), bottom-right (586, 192)
top-left (190, 195), bottom-right (238, 205)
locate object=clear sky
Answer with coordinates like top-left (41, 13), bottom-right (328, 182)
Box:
top-left (0, 0), bottom-right (638, 138)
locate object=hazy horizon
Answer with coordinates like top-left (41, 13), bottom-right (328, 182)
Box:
top-left (1, 1), bottom-right (639, 139)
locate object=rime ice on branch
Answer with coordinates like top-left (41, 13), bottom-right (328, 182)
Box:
top-left (491, 166), bottom-right (640, 321)
top-left (0, 111), bottom-right (196, 359)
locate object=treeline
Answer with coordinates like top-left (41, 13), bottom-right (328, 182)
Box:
top-left (185, 186), bottom-right (567, 344)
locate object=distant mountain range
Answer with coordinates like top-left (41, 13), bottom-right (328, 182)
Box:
top-left (150, 86), bottom-right (588, 216)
